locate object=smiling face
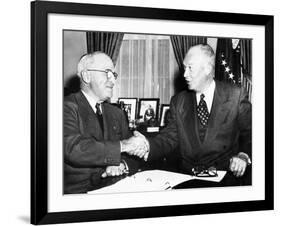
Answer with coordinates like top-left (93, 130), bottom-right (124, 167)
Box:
top-left (183, 45), bottom-right (214, 93)
top-left (81, 53), bottom-right (116, 101)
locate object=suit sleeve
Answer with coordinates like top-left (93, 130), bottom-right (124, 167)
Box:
top-left (119, 112), bottom-right (140, 174)
top-left (64, 101), bottom-right (121, 168)
top-left (147, 96), bottom-right (179, 161)
top-left (238, 88), bottom-right (252, 159)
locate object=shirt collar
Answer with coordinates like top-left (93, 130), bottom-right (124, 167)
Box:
top-left (81, 90), bottom-right (103, 113)
top-left (196, 80), bottom-right (216, 112)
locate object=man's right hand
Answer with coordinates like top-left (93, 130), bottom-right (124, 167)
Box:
top-left (121, 131), bottom-right (149, 159)
top-left (101, 163), bottom-right (127, 178)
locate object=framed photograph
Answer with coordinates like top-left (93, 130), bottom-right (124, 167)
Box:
top-left (31, 0), bottom-right (273, 224)
top-left (138, 98), bottom-right (160, 122)
top-left (118, 98), bottom-right (138, 121)
top-left (159, 104), bottom-right (170, 127)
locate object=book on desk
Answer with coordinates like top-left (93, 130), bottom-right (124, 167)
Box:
top-left (88, 170), bottom-right (227, 194)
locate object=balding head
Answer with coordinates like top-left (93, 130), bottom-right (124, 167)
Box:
top-left (183, 44), bottom-right (215, 92)
top-left (77, 52), bottom-right (113, 78)
top-left (77, 52), bottom-right (116, 101)
top-left (187, 44), bottom-right (215, 71)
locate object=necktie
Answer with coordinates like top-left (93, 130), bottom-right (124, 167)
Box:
top-left (95, 103), bottom-right (104, 132)
top-left (197, 94), bottom-right (209, 127)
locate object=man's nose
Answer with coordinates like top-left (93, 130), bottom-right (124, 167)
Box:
top-left (183, 69), bottom-right (189, 79)
top-left (108, 76), bottom-right (115, 85)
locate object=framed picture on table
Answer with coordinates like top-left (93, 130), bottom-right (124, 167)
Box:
top-left (31, 0), bottom-right (273, 224)
top-left (138, 98), bottom-right (160, 123)
top-left (118, 98), bottom-right (138, 122)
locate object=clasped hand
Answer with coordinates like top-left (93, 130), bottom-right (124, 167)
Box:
top-left (121, 131), bottom-right (149, 159)
top-left (229, 156), bottom-right (247, 177)
top-left (101, 163), bottom-right (127, 178)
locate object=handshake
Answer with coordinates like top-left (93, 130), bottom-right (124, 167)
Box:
top-left (102, 131), bottom-right (149, 178)
top-left (121, 131), bottom-right (150, 161)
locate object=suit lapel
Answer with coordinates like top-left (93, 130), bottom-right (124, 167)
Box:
top-left (76, 91), bottom-right (104, 139)
top-left (204, 81), bottom-right (231, 144)
top-left (180, 91), bottom-right (202, 150)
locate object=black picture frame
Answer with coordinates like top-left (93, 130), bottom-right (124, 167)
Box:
top-left (159, 104), bottom-right (170, 127)
top-left (118, 98), bottom-right (138, 122)
top-left (31, 0), bottom-right (274, 224)
top-left (138, 98), bottom-right (160, 123)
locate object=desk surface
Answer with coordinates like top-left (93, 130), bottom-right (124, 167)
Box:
top-left (88, 165), bottom-right (251, 193)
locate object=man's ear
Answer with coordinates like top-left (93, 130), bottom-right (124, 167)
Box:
top-left (81, 71), bottom-right (90, 84)
top-left (204, 63), bottom-right (212, 75)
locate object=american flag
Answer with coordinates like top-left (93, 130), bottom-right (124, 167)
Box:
top-left (215, 38), bottom-right (242, 85)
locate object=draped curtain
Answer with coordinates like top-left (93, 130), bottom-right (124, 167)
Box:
top-left (240, 39), bottom-right (252, 78)
top-left (86, 31), bottom-right (124, 65)
top-left (112, 35), bottom-right (179, 105)
top-left (170, 36), bottom-right (207, 72)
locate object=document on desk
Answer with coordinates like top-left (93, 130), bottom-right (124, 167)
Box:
top-left (88, 170), bottom-right (227, 194)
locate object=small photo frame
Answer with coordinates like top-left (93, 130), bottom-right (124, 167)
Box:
top-left (118, 98), bottom-right (137, 121)
top-left (138, 98), bottom-right (160, 122)
top-left (160, 104), bottom-right (170, 127)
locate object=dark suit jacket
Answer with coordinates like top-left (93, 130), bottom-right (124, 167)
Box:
top-left (148, 81), bottom-right (252, 173)
top-left (64, 91), bottom-right (138, 194)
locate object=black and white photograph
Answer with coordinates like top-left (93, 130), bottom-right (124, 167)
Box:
top-left (63, 30), bottom-right (252, 195)
top-left (30, 1), bottom-right (274, 224)
top-left (118, 97), bottom-right (138, 122)
top-left (137, 98), bottom-right (160, 124)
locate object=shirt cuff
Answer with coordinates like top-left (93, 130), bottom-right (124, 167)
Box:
top-left (237, 152), bottom-right (251, 165)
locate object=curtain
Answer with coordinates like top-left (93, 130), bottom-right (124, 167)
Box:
top-left (240, 39), bottom-right (252, 78)
top-left (215, 38), bottom-right (241, 85)
top-left (112, 35), bottom-right (179, 105)
top-left (170, 36), bottom-right (207, 72)
top-left (86, 31), bottom-right (124, 65)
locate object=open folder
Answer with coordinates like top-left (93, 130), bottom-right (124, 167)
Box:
top-left (88, 170), bottom-right (227, 194)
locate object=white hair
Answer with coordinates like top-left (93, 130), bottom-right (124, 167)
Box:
top-left (189, 44), bottom-right (215, 76)
top-left (77, 51), bottom-right (110, 77)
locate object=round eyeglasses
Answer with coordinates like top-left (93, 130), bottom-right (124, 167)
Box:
top-left (192, 166), bottom-right (218, 177)
top-left (86, 68), bottom-right (118, 80)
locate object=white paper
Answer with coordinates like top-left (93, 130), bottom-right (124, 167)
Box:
top-left (88, 170), bottom-right (227, 195)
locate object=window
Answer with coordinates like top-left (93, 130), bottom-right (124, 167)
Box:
top-left (112, 34), bottom-right (179, 105)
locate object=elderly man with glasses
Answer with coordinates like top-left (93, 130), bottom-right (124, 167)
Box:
top-left (63, 52), bottom-right (141, 194)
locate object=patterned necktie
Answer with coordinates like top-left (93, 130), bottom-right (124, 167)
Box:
top-left (197, 94), bottom-right (209, 127)
top-left (95, 103), bottom-right (104, 132)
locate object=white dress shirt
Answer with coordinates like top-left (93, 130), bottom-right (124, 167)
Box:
top-left (81, 90), bottom-right (102, 114)
top-left (196, 80), bottom-right (216, 113)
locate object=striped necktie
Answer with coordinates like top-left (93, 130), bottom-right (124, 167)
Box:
top-left (95, 103), bottom-right (104, 132)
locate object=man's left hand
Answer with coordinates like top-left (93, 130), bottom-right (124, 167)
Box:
top-left (229, 157), bottom-right (247, 177)
top-left (101, 163), bottom-right (127, 178)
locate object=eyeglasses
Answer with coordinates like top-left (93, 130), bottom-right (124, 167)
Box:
top-left (192, 166), bottom-right (218, 177)
top-left (86, 69), bottom-right (118, 80)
